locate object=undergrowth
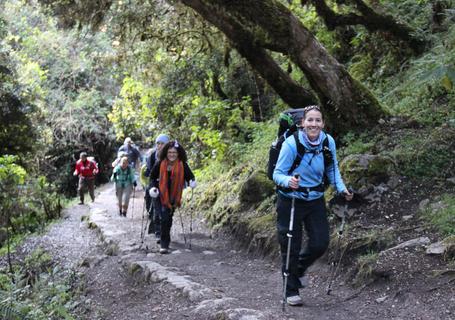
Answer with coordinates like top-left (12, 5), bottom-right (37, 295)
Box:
top-left (0, 248), bottom-right (83, 320)
top-left (422, 194), bottom-right (455, 236)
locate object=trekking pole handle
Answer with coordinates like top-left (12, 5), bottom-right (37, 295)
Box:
top-left (290, 174), bottom-right (300, 190)
top-left (343, 186), bottom-right (354, 195)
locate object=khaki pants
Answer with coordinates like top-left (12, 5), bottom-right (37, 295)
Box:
top-left (78, 177), bottom-right (95, 203)
top-left (116, 184), bottom-right (133, 210)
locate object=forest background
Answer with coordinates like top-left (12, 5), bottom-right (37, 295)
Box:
top-left (0, 0), bottom-right (454, 318)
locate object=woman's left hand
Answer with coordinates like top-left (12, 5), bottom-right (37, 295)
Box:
top-left (343, 188), bottom-right (354, 201)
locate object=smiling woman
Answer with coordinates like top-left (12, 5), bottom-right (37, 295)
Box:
top-left (272, 105), bottom-right (353, 306)
top-left (149, 140), bottom-right (196, 254)
top-left (302, 105), bottom-right (324, 142)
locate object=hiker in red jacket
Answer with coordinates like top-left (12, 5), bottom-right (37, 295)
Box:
top-left (73, 152), bottom-right (98, 204)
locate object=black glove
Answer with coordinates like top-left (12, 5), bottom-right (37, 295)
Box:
top-left (133, 181), bottom-right (137, 187)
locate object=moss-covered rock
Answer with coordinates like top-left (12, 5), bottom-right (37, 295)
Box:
top-left (239, 170), bottom-right (275, 205)
top-left (340, 154), bottom-right (396, 188)
top-left (443, 235), bottom-right (455, 260)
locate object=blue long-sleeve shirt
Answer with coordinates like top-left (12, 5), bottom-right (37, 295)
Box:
top-left (273, 130), bottom-right (346, 201)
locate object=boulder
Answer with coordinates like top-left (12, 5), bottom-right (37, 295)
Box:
top-left (426, 235), bottom-right (455, 260)
top-left (239, 170), bottom-right (275, 205)
top-left (340, 154), bottom-right (396, 189)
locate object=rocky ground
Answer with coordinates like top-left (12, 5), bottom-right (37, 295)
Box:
top-left (5, 180), bottom-right (455, 320)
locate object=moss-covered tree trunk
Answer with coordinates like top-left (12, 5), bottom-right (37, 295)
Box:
top-left (181, 0), bottom-right (386, 134)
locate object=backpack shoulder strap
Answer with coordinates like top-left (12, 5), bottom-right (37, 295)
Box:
top-left (321, 136), bottom-right (332, 169)
top-left (288, 131), bottom-right (307, 174)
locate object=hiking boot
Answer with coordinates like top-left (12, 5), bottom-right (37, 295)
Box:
top-left (286, 295), bottom-right (303, 306)
top-left (78, 202), bottom-right (84, 205)
top-left (122, 211), bottom-right (127, 217)
top-left (159, 248), bottom-right (169, 254)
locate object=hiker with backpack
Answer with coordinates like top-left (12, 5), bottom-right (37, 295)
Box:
top-left (144, 133), bottom-right (170, 243)
top-left (73, 152), bottom-right (98, 204)
top-left (272, 105), bottom-right (353, 307)
top-left (111, 156), bottom-right (137, 217)
top-left (117, 137), bottom-right (141, 170)
top-left (149, 140), bottom-right (196, 254)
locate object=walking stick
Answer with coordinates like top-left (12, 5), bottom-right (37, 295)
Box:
top-left (188, 188), bottom-right (194, 250)
top-left (177, 188), bottom-right (194, 249)
top-left (131, 186), bottom-right (136, 219)
top-left (326, 206), bottom-right (347, 295)
top-left (177, 206), bottom-right (187, 246)
top-left (326, 188), bottom-right (353, 295)
top-left (282, 174), bottom-right (299, 311)
top-left (140, 195), bottom-right (147, 248)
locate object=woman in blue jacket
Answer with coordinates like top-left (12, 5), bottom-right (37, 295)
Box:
top-left (273, 105), bottom-right (353, 306)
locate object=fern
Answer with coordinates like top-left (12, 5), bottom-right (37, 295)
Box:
top-left (0, 302), bottom-right (26, 320)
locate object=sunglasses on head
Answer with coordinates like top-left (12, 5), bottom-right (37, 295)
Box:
top-left (304, 105), bottom-right (321, 113)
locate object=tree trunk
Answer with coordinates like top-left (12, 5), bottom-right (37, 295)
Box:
top-left (180, 0), bottom-right (386, 135)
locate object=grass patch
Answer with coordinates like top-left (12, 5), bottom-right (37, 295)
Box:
top-left (422, 194), bottom-right (455, 236)
top-left (385, 127), bottom-right (455, 179)
top-left (339, 131), bottom-right (377, 157)
top-left (353, 252), bottom-right (378, 287)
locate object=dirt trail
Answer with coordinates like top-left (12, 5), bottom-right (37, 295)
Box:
top-left (7, 183), bottom-right (454, 320)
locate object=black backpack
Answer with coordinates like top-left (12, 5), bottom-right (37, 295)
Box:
top-left (267, 109), bottom-right (333, 190)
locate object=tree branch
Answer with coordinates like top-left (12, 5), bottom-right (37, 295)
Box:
top-left (181, 0), bottom-right (318, 107)
top-left (309, 0), bottom-right (426, 54)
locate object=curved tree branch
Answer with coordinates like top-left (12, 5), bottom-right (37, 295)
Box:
top-left (309, 0), bottom-right (426, 54)
top-left (181, 0), bottom-right (318, 107)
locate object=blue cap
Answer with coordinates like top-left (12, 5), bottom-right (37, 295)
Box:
top-left (155, 134), bottom-right (170, 144)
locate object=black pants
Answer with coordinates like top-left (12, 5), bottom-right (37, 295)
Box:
top-left (159, 206), bottom-right (174, 249)
top-left (276, 194), bottom-right (329, 297)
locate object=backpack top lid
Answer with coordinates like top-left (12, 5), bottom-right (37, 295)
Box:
top-left (277, 108), bottom-right (305, 137)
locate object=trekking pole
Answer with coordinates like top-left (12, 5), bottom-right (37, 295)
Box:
top-left (282, 174), bottom-right (299, 312)
top-left (131, 186), bottom-right (136, 219)
top-left (140, 195), bottom-right (146, 247)
top-left (177, 206), bottom-right (187, 246)
top-left (188, 188), bottom-right (194, 250)
top-left (326, 187), bottom-right (353, 295)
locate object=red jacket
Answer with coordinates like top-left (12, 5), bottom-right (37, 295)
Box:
top-left (74, 159), bottom-right (98, 179)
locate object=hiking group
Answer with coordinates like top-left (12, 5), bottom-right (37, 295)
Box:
top-left (74, 103), bottom-right (353, 308)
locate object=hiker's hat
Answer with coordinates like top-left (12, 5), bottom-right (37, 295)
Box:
top-left (155, 134), bottom-right (170, 144)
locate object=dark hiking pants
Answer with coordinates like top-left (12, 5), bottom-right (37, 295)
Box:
top-left (276, 193), bottom-right (329, 297)
top-left (159, 206), bottom-right (174, 249)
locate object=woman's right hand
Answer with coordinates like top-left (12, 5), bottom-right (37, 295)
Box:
top-left (288, 175), bottom-right (300, 190)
